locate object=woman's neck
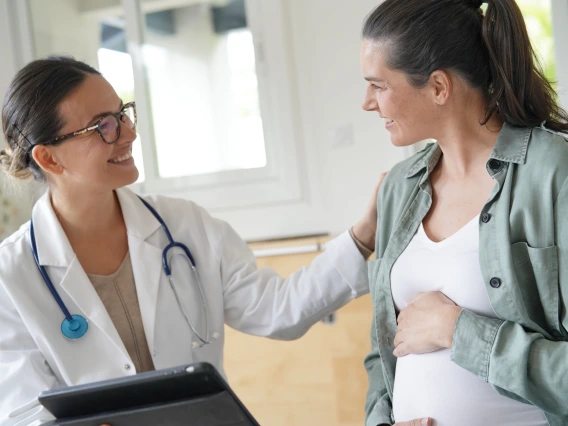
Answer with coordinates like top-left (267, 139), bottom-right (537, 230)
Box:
top-left (434, 112), bottom-right (504, 179)
top-left (50, 188), bottom-right (125, 242)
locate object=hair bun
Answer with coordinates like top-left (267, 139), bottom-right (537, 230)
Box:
top-left (468, 0), bottom-right (484, 8)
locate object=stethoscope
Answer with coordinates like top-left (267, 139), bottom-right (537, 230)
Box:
top-left (30, 196), bottom-right (219, 349)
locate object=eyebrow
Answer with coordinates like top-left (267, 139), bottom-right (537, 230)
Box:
top-left (87, 100), bottom-right (124, 125)
top-left (364, 77), bottom-right (385, 83)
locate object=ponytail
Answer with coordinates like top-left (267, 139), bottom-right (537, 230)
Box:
top-left (482, 0), bottom-right (568, 132)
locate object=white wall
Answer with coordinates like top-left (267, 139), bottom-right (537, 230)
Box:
top-left (285, 0), bottom-right (401, 236)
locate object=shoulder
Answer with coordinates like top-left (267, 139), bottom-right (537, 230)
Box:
top-left (527, 126), bottom-right (568, 167)
top-left (0, 221), bottom-right (35, 303)
top-left (520, 127), bottom-right (568, 196)
top-left (130, 189), bottom-right (234, 254)
top-left (0, 221), bottom-right (31, 267)
top-left (137, 191), bottom-right (214, 224)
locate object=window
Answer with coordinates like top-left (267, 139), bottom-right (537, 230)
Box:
top-left (24, 0), bottom-right (305, 212)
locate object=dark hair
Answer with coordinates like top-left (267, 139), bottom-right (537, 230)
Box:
top-left (1, 56), bottom-right (101, 181)
top-left (362, 0), bottom-right (568, 133)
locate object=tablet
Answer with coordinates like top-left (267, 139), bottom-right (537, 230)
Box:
top-left (39, 362), bottom-right (260, 426)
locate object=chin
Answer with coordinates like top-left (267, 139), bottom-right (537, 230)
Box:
top-left (389, 132), bottom-right (425, 148)
top-left (389, 137), bottom-right (416, 148)
top-left (114, 169), bottom-right (140, 189)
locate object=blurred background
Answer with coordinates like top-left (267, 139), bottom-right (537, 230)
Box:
top-left (0, 1), bottom-right (567, 425)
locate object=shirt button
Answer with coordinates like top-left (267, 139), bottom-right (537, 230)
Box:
top-left (490, 277), bottom-right (502, 288)
top-left (481, 213), bottom-right (492, 223)
top-left (488, 159), bottom-right (502, 171)
top-left (125, 364), bottom-right (131, 371)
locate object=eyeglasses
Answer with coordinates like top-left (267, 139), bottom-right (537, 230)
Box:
top-left (49, 102), bottom-right (137, 145)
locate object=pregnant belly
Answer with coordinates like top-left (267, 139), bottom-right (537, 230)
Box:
top-left (392, 349), bottom-right (547, 426)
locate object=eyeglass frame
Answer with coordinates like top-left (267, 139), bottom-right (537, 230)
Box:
top-left (47, 101), bottom-right (137, 146)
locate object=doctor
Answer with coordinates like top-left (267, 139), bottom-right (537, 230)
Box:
top-left (0, 56), bottom-right (381, 425)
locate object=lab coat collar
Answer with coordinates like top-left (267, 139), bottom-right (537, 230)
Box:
top-left (116, 188), bottom-right (163, 356)
top-left (32, 188), bottom-right (162, 267)
top-left (32, 191), bottom-right (74, 267)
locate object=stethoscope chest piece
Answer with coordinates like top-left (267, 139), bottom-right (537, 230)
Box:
top-left (61, 315), bottom-right (88, 339)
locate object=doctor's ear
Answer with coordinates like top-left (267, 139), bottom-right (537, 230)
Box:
top-left (31, 145), bottom-right (64, 177)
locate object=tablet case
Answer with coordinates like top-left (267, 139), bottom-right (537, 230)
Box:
top-left (43, 391), bottom-right (255, 426)
top-left (39, 363), bottom-right (260, 426)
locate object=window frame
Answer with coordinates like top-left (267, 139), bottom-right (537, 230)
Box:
top-left (122, 0), bottom-right (307, 210)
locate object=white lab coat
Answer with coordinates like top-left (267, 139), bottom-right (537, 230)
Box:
top-left (0, 187), bottom-right (369, 425)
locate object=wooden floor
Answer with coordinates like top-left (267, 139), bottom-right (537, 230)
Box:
top-left (224, 236), bottom-right (373, 426)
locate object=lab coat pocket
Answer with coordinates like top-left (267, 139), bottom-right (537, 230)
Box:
top-left (511, 242), bottom-right (563, 337)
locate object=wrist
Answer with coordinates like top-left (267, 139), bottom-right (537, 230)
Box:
top-left (440, 306), bottom-right (462, 348)
top-left (352, 220), bottom-right (376, 252)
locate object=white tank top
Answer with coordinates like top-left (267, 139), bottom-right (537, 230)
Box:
top-left (390, 215), bottom-right (548, 426)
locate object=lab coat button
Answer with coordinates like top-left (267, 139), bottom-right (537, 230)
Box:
top-left (125, 364), bottom-right (131, 370)
top-left (481, 213), bottom-right (492, 223)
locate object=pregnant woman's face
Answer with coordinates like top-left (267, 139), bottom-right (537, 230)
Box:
top-left (360, 40), bottom-right (442, 148)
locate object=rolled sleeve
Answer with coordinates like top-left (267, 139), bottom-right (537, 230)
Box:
top-left (450, 309), bottom-right (504, 381)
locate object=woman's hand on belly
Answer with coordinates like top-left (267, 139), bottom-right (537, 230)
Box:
top-left (394, 291), bottom-right (462, 357)
top-left (390, 417), bottom-right (432, 426)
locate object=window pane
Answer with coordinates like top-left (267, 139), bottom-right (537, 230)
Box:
top-left (140, 1), bottom-right (267, 178)
top-left (27, 1), bottom-right (145, 182)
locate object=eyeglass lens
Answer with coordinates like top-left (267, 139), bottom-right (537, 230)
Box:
top-left (98, 104), bottom-right (136, 144)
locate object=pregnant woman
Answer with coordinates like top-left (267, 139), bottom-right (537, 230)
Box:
top-left (360, 0), bottom-right (568, 425)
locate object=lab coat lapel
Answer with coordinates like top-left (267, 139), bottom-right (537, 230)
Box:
top-left (32, 192), bottom-right (131, 361)
top-left (115, 189), bottom-right (162, 357)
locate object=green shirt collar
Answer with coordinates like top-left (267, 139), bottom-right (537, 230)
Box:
top-left (405, 123), bottom-right (532, 181)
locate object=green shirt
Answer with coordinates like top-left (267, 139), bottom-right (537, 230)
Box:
top-left (366, 123), bottom-right (568, 426)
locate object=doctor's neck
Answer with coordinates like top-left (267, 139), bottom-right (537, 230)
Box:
top-left (50, 188), bottom-right (125, 241)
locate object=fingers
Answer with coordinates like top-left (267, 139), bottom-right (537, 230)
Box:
top-left (393, 417), bottom-right (432, 426)
top-left (393, 342), bottom-right (409, 358)
top-left (377, 171), bottom-right (388, 187)
top-left (393, 329), bottom-right (404, 347)
top-left (370, 172), bottom-right (388, 202)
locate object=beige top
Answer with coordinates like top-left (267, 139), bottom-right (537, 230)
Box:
top-left (88, 252), bottom-right (155, 373)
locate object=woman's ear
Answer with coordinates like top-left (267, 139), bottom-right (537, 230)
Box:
top-left (428, 70), bottom-right (452, 106)
top-left (31, 145), bottom-right (64, 176)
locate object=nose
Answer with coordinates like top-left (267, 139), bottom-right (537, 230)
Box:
top-left (362, 86), bottom-right (379, 112)
top-left (116, 119), bottom-right (137, 145)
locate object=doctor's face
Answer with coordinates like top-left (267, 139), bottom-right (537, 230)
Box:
top-left (46, 74), bottom-right (139, 193)
top-left (360, 40), bottom-right (439, 147)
